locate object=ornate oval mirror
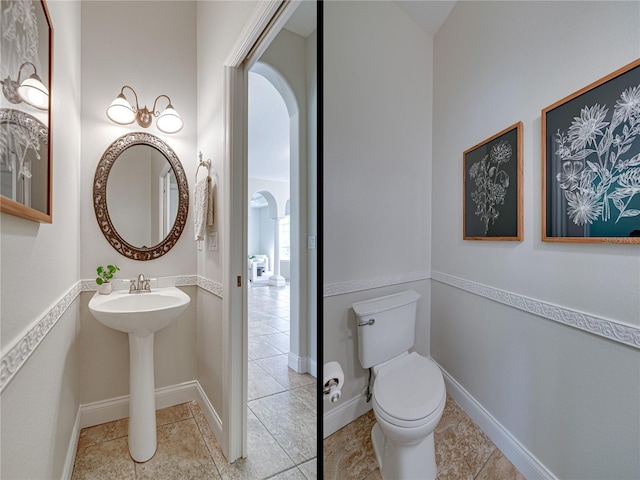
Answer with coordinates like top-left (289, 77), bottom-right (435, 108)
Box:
top-left (93, 132), bottom-right (189, 260)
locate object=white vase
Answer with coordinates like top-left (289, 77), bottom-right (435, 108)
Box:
top-left (97, 282), bottom-right (112, 295)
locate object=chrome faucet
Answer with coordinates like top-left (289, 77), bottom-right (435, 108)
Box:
top-left (129, 274), bottom-right (151, 293)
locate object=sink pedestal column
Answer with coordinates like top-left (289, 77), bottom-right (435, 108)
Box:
top-left (128, 333), bottom-right (157, 462)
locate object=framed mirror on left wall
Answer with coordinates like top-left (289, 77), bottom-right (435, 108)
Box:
top-left (0, 0), bottom-right (53, 223)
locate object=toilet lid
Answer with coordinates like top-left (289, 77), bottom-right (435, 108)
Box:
top-left (373, 352), bottom-right (445, 424)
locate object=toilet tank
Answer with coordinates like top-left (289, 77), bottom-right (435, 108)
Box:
top-left (353, 290), bottom-right (421, 369)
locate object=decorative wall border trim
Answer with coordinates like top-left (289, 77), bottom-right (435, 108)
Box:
top-left (1, 275), bottom-right (223, 394)
top-left (197, 276), bottom-right (224, 298)
top-left (0, 282), bottom-right (82, 393)
top-left (323, 270), bottom-right (431, 297)
top-left (432, 270), bottom-right (640, 350)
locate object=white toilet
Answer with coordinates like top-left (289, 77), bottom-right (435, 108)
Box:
top-left (353, 290), bottom-right (446, 480)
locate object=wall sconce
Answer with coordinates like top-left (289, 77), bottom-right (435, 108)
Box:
top-left (106, 85), bottom-right (183, 134)
top-left (1, 62), bottom-right (49, 110)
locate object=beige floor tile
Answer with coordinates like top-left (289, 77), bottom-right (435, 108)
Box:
top-left (77, 418), bottom-right (129, 449)
top-left (362, 468), bottom-right (383, 480)
top-left (248, 360), bottom-right (287, 400)
top-left (156, 402), bottom-right (193, 426)
top-left (434, 397), bottom-right (496, 480)
top-left (269, 467), bottom-right (308, 479)
top-left (291, 382), bottom-right (317, 414)
top-left (249, 391), bottom-right (317, 464)
top-left (135, 418), bottom-right (220, 480)
top-left (261, 316), bottom-right (290, 332)
top-left (202, 410), bottom-right (294, 480)
top-left (255, 354), bottom-right (315, 389)
top-left (298, 458), bottom-right (317, 480)
top-left (323, 410), bottom-right (378, 480)
top-left (475, 449), bottom-right (525, 480)
top-left (248, 336), bottom-right (283, 360)
top-left (248, 322), bottom-right (280, 336)
top-left (72, 437), bottom-right (135, 480)
top-left (263, 332), bottom-right (290, 353)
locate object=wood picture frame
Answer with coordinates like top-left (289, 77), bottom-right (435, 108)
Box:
top-left (464, 122), bottom-right (523, 241)
top-left (542, 58), bottom-right (640, 244)
top-left (0, 0), bottom-right (53, 223)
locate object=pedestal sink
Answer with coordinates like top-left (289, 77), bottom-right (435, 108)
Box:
top-left (88, 287), bottom-right (190, 462)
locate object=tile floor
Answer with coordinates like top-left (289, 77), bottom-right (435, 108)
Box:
top-left (323, 394), bottom-right (525, 480)
top-left (72, 282), bottom-right (317, 479)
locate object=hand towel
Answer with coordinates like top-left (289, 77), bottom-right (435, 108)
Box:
top-left (207, 176), bottom-right (215, 228)
top-left (194, 177), bottom-right (208, 240)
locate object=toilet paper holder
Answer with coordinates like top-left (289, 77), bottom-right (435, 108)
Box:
top-left (323, 378), bottom-right (341, 402)
top-left (323, 361), bottom-right (344, 403)
top-left (323, 377), bottom-right (339, 394)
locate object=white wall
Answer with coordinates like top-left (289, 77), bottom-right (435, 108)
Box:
top-left (78, 0), bottom-right (198, 405)
top-left (432, 2), bottom-right (640, 479)
top-left (258, 25), bottom-right (317, 372)
top-left (0, 1), bottom-right (83, 477)
top-left (323, 0), bottom-right (433, 427)
top-left (248, 205), bottom-right (275, 263)
top-left (306, 28), bottom-right (318, 374)
top-left (195, 0), bottom-right (258, 426)
top-left (80, 0), bottom-right (197, 282)
top-left (1, 1), bottom-right (268, 475)
top-left (249, 176), bottom-right (290, 218)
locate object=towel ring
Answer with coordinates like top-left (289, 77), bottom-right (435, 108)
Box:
top-left (196, 151), bottom-right (211, 181)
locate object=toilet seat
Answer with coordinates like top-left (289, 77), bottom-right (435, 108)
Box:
top-left (373, 352), bottom-right (445, 428)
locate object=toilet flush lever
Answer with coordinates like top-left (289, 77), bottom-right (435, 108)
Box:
top-left (358, 318), bottom-right (375, 327)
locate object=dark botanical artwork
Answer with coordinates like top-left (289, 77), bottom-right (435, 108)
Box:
top-left (543, 59), bottom-right (640, 243)
top-left (464, 122), bottom-right (523, 241)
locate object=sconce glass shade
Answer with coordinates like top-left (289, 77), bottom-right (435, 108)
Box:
top-left (106, 94), bottom-right (136, 125)
top-left (17, 74), bottom-right (49, 110)
top-left (156, 106), bottom-right (183, 134)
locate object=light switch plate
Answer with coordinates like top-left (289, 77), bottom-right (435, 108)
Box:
top-left (308, 235), bottom-right (316, 249)
top-left (209, 232), bottom-right (218, 251)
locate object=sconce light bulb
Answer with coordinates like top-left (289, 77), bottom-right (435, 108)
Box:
top-left (156, 106), bottom-right (183, 134)
top-left (17, 75), bottom-right (49, 110)
top-left (106, 94), bottom-right (136, 125)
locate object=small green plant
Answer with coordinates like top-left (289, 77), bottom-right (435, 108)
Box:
top-left (96, 265), bottom-right (120, 285)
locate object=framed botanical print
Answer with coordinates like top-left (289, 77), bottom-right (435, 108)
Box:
top-left (464, 122), bottom-right (523, 241)
top-left (0, 0), bottom-right (53, 223)
top-left (542, 59), bottom-right (640, 244)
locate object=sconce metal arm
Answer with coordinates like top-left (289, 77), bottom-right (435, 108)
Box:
top-left (151, 94), bottom-right (173, 116)
top-left (119, 85), bottom-right (141, 112)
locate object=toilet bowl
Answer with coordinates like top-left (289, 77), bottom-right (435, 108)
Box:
top-left (353, 291), bottom-right (446, 480)
top-left (371, 352), bottom-right (446, 480)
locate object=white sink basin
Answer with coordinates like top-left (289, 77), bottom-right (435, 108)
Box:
top-left (88, 286), bottom-right (190, 462)
top-left (89, 287), bottom-right (190, 336)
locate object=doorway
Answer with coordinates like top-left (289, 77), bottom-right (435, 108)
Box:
top-left (223, 0), bottom-right (318, 470)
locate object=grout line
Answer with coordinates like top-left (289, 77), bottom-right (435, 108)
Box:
top-left (188, 402), bottom-right (224, 480)
top-left (473, 445), bottom-right (498, 480)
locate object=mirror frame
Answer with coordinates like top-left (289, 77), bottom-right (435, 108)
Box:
top-left (93, 132), bottom-right (189, 260)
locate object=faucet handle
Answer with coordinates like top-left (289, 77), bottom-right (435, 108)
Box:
top-left (129, 279), bottom-right (138, 293)
top-left (142, 279), bottom-right (151, 291)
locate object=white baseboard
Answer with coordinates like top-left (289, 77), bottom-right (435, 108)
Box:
top-left (323, 392), bottom-right (372, 438)
top-left (62, 408), bottom-right (82, 479)
top-left (193, 380), bottom-right (223, 441)
top-left (435, 362), bottom-right (557, 480)
top-left (288, 352), bottom-right (317, 378)
top-left (64, 380), bottom-right (222, 478)
top-left (78, 381), bottom-right (200, 429)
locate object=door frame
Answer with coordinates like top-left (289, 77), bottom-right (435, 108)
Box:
top-left (222, 0), bottom-right (303, 462)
